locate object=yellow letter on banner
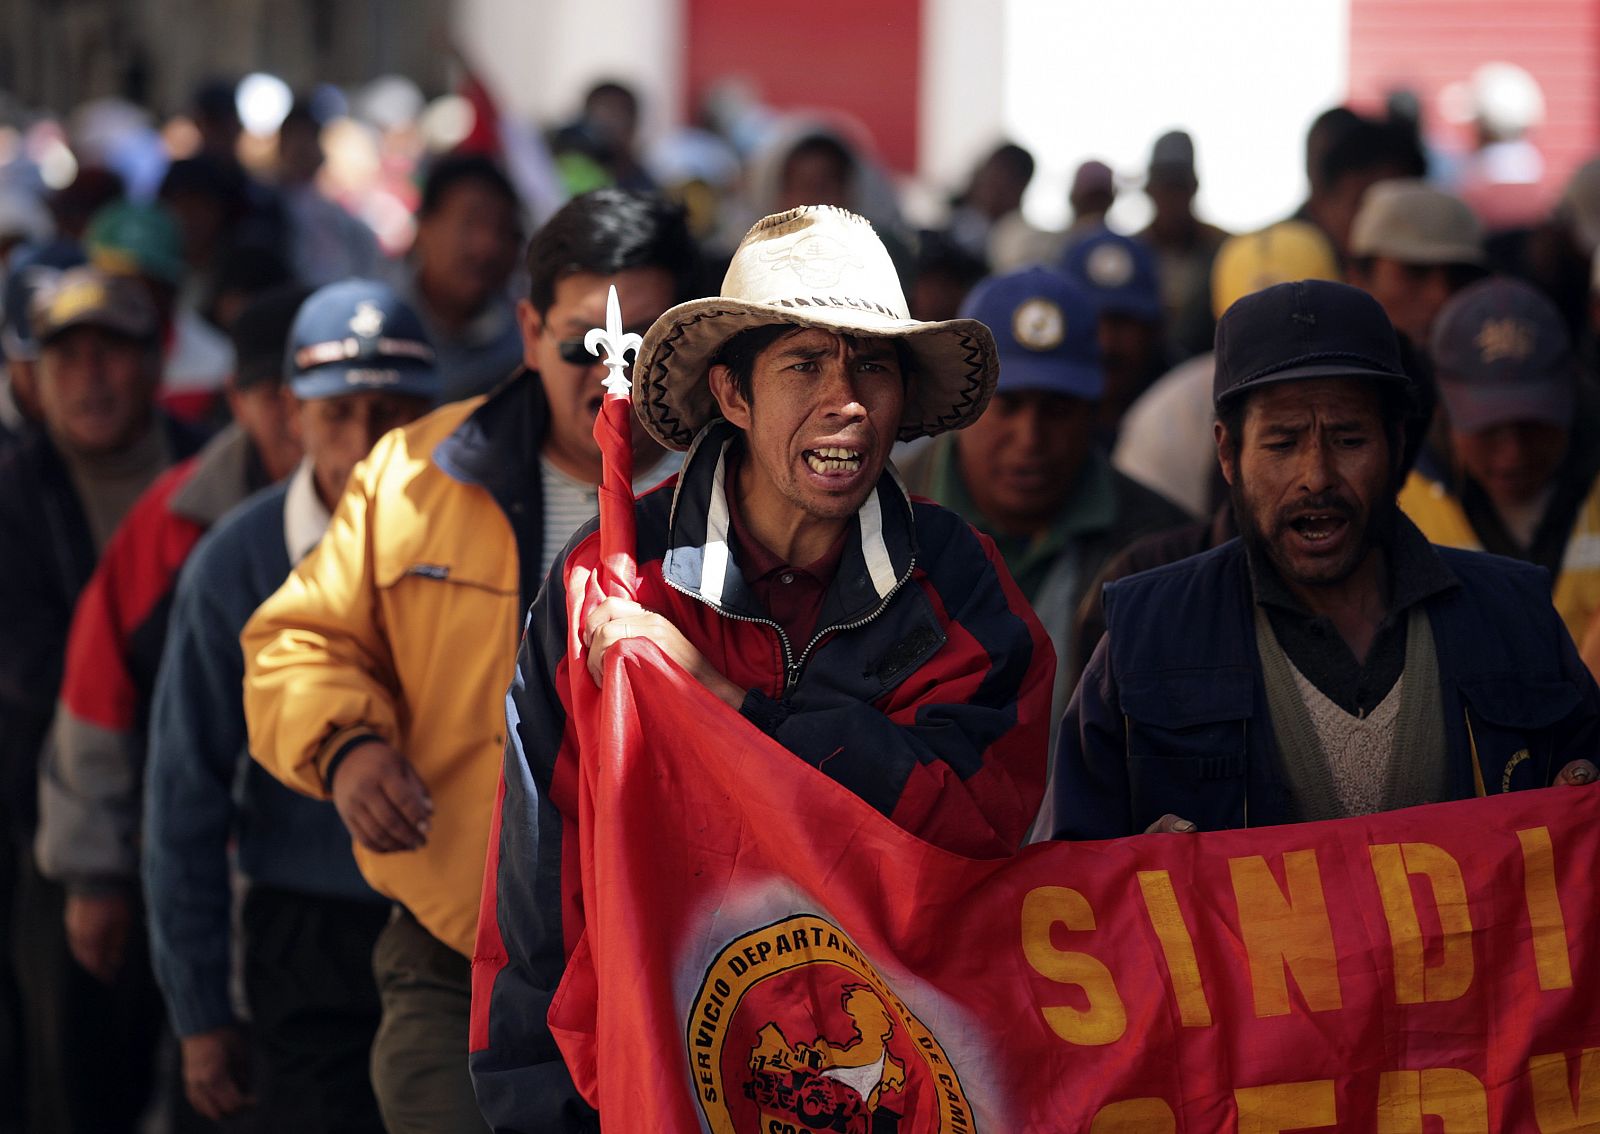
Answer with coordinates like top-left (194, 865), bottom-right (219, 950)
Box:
top-left (1228, 851), bottom-right (1343, 1017)
top-left (1020, 886), bottom-right (1127, 1046)
top-left (1089, 1098), bottom-right (1176, 1133)
top-left (1136, 870), bottom-right (1213, 1027)
top-left (1234, 1081), bottom-right (1337, 1132)
top-left (1518, 827), bottom-right (1575, 992)
top-left (1368, 843), bottom-right (1475, 1003)
top-left (1375, 1068), bottom-right (1488, 1132)
top-left (1528, 1049), bottom-right (1600, 1131)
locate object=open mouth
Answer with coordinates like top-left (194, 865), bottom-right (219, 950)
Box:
top-left (804, 446), bottom-right (863, 475)
top-left (1287, 512), bottom-right (1349, 544)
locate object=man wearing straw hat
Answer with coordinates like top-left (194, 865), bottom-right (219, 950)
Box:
top-left (472, 205), bottom-right (1055, 1129)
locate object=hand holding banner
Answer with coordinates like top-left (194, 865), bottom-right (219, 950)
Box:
top-left (555, 641), bottom-right (1600, 1131)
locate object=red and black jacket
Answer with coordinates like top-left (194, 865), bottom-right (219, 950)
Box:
top-left (35, 425), bottom-right (267, 888)
top-left (470, 420), bottom-right (1055, 1131)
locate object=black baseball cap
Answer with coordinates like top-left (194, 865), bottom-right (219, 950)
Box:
top-left (1213, 279), bottom-right (1413, 410)
top-left (231, 284), bottom-right (314, 390)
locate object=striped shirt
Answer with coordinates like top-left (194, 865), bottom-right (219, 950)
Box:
top-left (539, 451), bottom-right (682, 580)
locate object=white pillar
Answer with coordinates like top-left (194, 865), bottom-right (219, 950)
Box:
top-left (916, 0), bottom-right (1010, 220)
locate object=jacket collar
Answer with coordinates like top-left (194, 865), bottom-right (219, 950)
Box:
top-left (662, 420), bottom-right (918, 631)
top-left (168, 422), bottom-right (265, 527)
top-left (282, 458), bottom-right (332, 563)
top-left (433, 369), bottom-right (551, 610)
top-left (433, 368), bottom-right (549, 494)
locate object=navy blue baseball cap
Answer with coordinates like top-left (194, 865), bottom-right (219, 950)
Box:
top-left (1430, 276), bottom-right (1575, 432)
top-left (1213, 279), bottom-right (1412, 410)
top-left (287, 279), bottom-right (440, 401)
top-left (960, 266), bottom-right (1104, 400)
top-left (2, 241), bottom-right (88, 361)
top-left (1060, 226), bottom-right (1161, 322)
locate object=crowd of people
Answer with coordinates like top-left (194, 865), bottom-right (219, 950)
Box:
top-left (2, 69), bottom-right (1600, 1133)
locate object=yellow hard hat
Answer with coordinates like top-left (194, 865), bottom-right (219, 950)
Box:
top-left (1211, 220), bottom-right (1339, 320)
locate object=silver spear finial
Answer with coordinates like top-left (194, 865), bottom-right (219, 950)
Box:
top-left (584, 285), bottom-right (642, 398)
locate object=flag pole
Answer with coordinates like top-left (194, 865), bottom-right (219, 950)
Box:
top-left (584, 285), bottom-right (642, 600)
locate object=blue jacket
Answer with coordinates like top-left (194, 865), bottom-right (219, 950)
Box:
top-left (143, 479), bottom-right (381, 1038)
top-left (1054, 536), bottom-right (1600, 839)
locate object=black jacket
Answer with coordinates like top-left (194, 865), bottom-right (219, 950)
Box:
top-left (0, 419), bottom-right (201, 843)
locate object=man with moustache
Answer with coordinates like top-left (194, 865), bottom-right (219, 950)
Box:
top-left (1054, 280), bottom-right (1600, 840)
top-left (898, 265), bottom-right (1187, 710)
top-left (472, 205), bottom-right (1054, 1130)
top-left (0, 267), bottom-right (202, 1132)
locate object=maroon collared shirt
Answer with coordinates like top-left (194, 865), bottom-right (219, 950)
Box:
top-left (725, 468), bottom-right (847, 651)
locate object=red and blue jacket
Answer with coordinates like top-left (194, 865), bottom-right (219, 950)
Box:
top-left (469, 420), bottom-right (1055, 1132)
top-left (35, 425), bottom-right (267, 889)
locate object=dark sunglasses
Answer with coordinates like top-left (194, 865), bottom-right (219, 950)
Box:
top-left (551, 332), bottom-right (642, 368)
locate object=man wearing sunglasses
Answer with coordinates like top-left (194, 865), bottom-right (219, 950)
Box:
top-left (243, 188), bottom-right (699, 1134)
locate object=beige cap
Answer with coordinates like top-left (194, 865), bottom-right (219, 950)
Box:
top-left (1349, 179), bottom-right (1484, 267)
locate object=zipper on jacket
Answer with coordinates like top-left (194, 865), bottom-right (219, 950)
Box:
top-left (1464, 710), bottom-right (1488, 796)
top-left (788, 559), bottom-right (919, 691)
top-left (1242, 718), bottom-right (1249, 828)
top-left (661, 573), bottom-right (796, 697)
top-left (662, 556), bottom-right (917, 699)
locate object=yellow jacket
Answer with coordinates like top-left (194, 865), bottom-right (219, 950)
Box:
top-left (1399, 468), bottom-right (1600, 649)
top-left (244, 389), bottom-right (529, 956)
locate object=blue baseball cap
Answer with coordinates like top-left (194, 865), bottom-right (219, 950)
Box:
top-left (960, 266), bottom-right (1104, 400)
top-left (1060, 227), bottom-right (1161, 322)
top-left (287, 279), bottom-right (440, 401)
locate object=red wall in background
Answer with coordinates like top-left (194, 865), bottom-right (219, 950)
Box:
top-left (1347, 0), bottom-right (1600, 213)
top-left (682, 0), bottom-right (922, 174)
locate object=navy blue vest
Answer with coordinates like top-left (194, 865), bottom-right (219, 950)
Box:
top-left (1099, 539), bottom-right (1589, 830)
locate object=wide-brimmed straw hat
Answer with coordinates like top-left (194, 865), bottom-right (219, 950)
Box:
top-left (633, 205), bottom-right (998, 450)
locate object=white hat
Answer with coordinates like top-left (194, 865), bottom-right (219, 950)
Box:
top-left (633, 205), bottom-right (997, 450)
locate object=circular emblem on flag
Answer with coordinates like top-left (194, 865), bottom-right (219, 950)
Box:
top-left (1012, 297), bottom-right (1065, 352)
top-left (687, 914), bottom-right (973, 1134)
top-left (1086, 242), bottom-right (1135, 289)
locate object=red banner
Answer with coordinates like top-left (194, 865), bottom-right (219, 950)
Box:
top-left (551, 640), bottom-right (1600, 1132)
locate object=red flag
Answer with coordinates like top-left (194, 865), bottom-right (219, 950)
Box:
top-left (592, 391), bottom-right (638, 602)
top-left (550, 292), bottom-right (1600, 1131)
top-left (587, 284), bottom-right (641, 602)
top-left (556, 641), bottom-right (1600, 1130)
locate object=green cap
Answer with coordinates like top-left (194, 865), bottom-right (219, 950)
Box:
top-left (85, 201), bottom-right (185, 286)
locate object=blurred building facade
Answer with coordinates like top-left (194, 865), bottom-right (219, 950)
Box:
top-left (0, 0), bottom-right (1595, 234)
top-left (0, 0), bottom-right (450, 113)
